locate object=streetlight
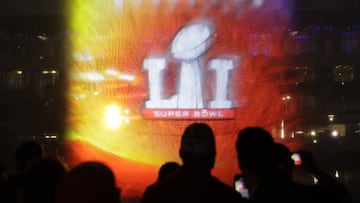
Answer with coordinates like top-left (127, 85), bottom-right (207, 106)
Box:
top-left (328, 114), bottom-right (335, 138)
top-left (280, 119), bottom-right (285, 139)
top-left (282, 95), bottom-right (291, 112)
top-left (281, 95), bottom-right (291, 139)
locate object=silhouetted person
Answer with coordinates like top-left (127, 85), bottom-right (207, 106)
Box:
top-left (54, 161), bottom-right (120, 203)
top-left (235, 127), bottom-right (275, 197)
top-left (295, 150), bottom-right (353, 203)
top-left (273, 143), bottom-right (296, 178)
top-left (142, 161), bottom-right (180, 203)
top-left (141, 123), bottom-right (246, 203)
top-left (5, 140), bottom-right (44, 203)
top-left (19, 157), bottom-right (68, 203)
top-left (236, 127), bottom-right (343, 203)
top-left (157, 161), bottom-right (180, 181)
top-left (273, 143), bottom-right (352, 203)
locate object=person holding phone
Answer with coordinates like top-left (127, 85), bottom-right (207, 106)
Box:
top-left (273, 143), bottom-right (352, 203)
top-left (293, 150), bottom-right (353, 203)
top-left (235, 127), bottom-right (344, 203)
top-left (233, 174), bottom-right (250, 199)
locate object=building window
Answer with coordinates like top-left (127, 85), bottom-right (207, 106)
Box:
top-left (8, 71), bottom-right (25, 90)
top-left (333, 65), bottom-right (354, 82)
top-left (41, 70), bottom-right (59, 86)
top-left (290, 66), bottom-right (315, 83)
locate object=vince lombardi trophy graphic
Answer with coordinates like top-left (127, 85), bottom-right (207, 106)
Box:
top-left (171, 21), bottom-right (214, 109)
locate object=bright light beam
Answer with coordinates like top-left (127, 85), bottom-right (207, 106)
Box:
top-left (105, 105), bottom-right (122, 129)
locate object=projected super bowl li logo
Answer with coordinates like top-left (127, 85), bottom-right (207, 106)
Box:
top-left (142, 21), bottom-right (237, 119)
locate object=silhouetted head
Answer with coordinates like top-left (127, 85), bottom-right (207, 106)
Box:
top-left (236, 127), bottom-right (275, 174)
top-left (55, 161), bottom-right (120, 203)
top-left (23, 157), bottom-right (67, 203)
top-left (15, 140), bottom-right (44, 172)
top-left (179, 123), bottom-right (216, 169)
top-left (273, 143), bottom-right (294, 173)
top-left (157, 162), bottom-right (180, 181)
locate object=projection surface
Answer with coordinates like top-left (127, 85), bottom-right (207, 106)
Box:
top-left (65, 0), bottom-right (297, 201)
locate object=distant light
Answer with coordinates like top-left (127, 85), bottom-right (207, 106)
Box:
top-left (313, 139), bottom-right (318, 144)
top-left (313, 176), bottom-right (318, 184)
top-left (43, 70), bottom-right (57, 74)
top-left (86, 73), bottom-right (104, 81)
top-left (16, 70), bottom-right (22, 75)
top-left (118, 74), bottom-right (135, 81)
top-left (328, 114), bottom-right (335, 122)
top-left (105, 69), bottom-right (118, 76)
top-left (310, 130), bottom-right (316, 136)
top-left (290, 31), bottom-right (298, 36)
top-left (72, 93), bottom-right (86, 100)
top-left (335, 170), bottom-right (339, 178)
top-left (282, 95), bottom-right (291, 101)
top-left (324, 25), bottom-right (334, 31)
top-left (280, 120), bottom-right (285, 139)
top-left (73, 51), bottom-right (93, 61)
top-left (124, 118), bottom-right (130, 124)
top-left (105, 105), bottom-right (121, 129)
top-left (44, 133), bottom-right (57, 139)
top-left (332, 130), bottom-right (339, 137)
top-left (124, 109), bottom-right (130, 114)
top-left (93, 91), bottom-right (99, 96)
top-left (37, 35), bottom-right (48, 41)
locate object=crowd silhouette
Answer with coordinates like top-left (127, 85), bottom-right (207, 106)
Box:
top-left (0, 123), bottom-right (353, 203)
top-left (236, 127), bottom-right (352, 203)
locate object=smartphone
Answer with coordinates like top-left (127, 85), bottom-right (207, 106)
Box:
top-left (291, 153), bottom-right (302, 165)
top-left (234, 174), bottom-right (249, 199)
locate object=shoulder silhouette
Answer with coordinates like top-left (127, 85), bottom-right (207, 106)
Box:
top-left (141, 123), bottom-right (247, 203)
top-left (54, 161), bottom-right (120, 203)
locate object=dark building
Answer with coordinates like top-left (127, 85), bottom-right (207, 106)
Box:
top-left (0, 16), bottom-right (66, 136)
top-left (286, 0), bottom-right (360, 136)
